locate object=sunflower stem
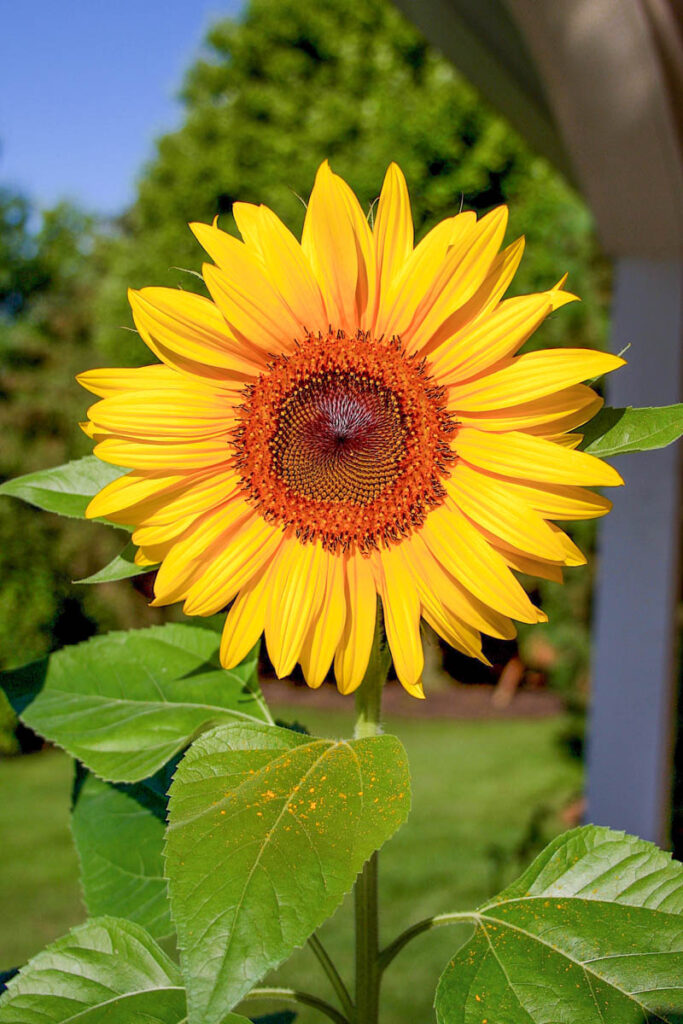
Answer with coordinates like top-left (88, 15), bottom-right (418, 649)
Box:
top-left (353, 614), bottom-right (390, 739)
top-left (354, 852), bottom-right (380, 1024)
top-left (353, 614), bottom-right (390, 1023)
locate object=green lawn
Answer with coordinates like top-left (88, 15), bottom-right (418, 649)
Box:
top-left (0, 708), bottom-right (582, 1022)
top-left (0, 747), bottom-right (84, 967)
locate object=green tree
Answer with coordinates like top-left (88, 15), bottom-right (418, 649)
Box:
top-left (0, 187), bottom-right (45, 317)
top-left (95, 0), bottom-right (608, 365)
top-left (0, 197), bottom-right (165, 673)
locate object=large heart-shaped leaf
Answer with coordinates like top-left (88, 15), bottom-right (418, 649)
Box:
top-left (0, 917), bottom-right (186, 1024)
top-left (166, 722), bottom-right (411, 1023)
top-left (71, 770), bottom-right (172, 941)
top-left (0, 455), bottom-right (126, 519)
top-left (581, 404), bottom-right (683, 457)
top-left (436, 825), bottom-right (683, 1023)
top-left (0, 624), bottom-right (268, 782)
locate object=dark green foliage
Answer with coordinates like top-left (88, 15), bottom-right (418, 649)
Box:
top-left (251, 1015), bottom-right (296, 1023)
top-left (0, 973), bottom-right (18, 997)
top-left (0, 197), bottom-right (164, 677)
top-left (94, 0), bottom-right (608, 367)
top-left (0, 190), bottom-right (44, 318)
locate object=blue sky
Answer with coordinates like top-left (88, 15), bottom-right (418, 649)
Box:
top-left (1, 1), bottom-right (243, 215)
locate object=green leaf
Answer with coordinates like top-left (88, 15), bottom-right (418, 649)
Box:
top-left (74, 539), bottom-right (153, 584)
top-left (581, 404), bottom-right (683, 457)
top-left (435, 825), bottom-right (683, 1024)
top-left (166, 722), bottom-right (411, 1023)
top-left (0, 624), bottom-right (269, 782)
top-left (71, 770), bottom-right (172, 941)
top-left (0, 455), bottom-right (126, 519)
top-left (0, 917), bottom-right (186, 1024)
top-left (251, 1015), bottom-right (296, 1024)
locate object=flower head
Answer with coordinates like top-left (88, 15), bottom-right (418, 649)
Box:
top-left (80, 162), bottom-right (623, 697)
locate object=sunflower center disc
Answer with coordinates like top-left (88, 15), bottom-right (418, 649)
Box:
top-left (272, 375), bottom-right (406, 505)
top-left (234, 328), bottom-right (456, 552)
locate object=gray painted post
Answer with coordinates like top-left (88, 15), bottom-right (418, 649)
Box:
top-left (586, 258), bottom-right (683, 845)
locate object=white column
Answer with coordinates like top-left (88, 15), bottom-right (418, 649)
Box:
top-left (586, 258), bottom-right (683, 845)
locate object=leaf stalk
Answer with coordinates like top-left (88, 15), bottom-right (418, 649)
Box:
top-left (308, 932), bottom-right (355, 1021)
top-left (378, 911), bottom-right (477, 974)
top-left (243, 985), bottom-right (350, 1024)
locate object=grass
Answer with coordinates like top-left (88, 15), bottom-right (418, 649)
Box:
top-left (0, 707), bottom-right (582, 1022)
top-left (0, 748), bottom-right (83, 967)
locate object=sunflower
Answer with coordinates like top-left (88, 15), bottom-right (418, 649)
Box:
top-left (79, 162), bottom-right (623, 698)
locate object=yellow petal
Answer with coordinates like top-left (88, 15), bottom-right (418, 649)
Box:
top-left (423, 605), bottom-right (487, 663)
top-left (182, 516), bottom-right (281, 616)
top-left (405, 206), bottom-right (509, 355)
top-left (93, 437), bottom-right (232, 471)
top-left (447, 348), bottom-right (625, 412)
top-left (227, 202), bottom-right (263, 256)
top-left (374, 163), bottom-right (414, 303)
top-left (398, 541), bottom-right (487, 661)
top-left (194, 224), bottom-right (302, 351)
top-left (458, 386), bottom-right (602, 433)
top-left (132, 468), bottom-right (240, 527)
top-left (418, 236), bottom-right (525, 358)
top-left (430, 289), bottom-right (575, 385)
top-left (301, 161), bottom-right (360, 332)
top-left (494, 480), bottom-right (612, 521)
top-left (220, 561), bottom-right (274, 669)
top-left (332, 171), bottom-right (377, 330)
top-left (499, 546), bottom-right (564, 583)
top-left (455, 427), bottom-right (624, 487)
top-left (299, 552), bottom-right (346, 688)
top-left (265, 537), bottom-right (327, 677)
top-left (134, 548), bottom-right (159, 567)
top-left (421, 500), bottom-right (544, 622)
top-left (334, 553), bottom-right (377, 695)
top-left (402, 533), bottom-right (516, 640)
top-left (446, 463), bottom-right (564, 560)
top-left (129, 287), bottom-right (264, 380)
top-left (548, 524), bottom-right (587, 566)
top-left (377, 212), bottom-right (477, 340)
top-left (233, 202), bottom-right (327, 329)
top-left (377, 545), bottom-right (424, 693)
top-left (545, 432), bottom-right (583, 448)
top-left (152, 498), bottom-right (252, 605)
top-left (87, 384), bottom-right (238, 441)
top-left (86, 470), bottom-right (189, 521)
top-left (132, 512), bottom-right (198, 547)
top-left (77, 364), bottom-right (181, 398)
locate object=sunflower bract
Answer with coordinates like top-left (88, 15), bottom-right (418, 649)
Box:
top-left (79, 161), bottom-right (624, 698)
